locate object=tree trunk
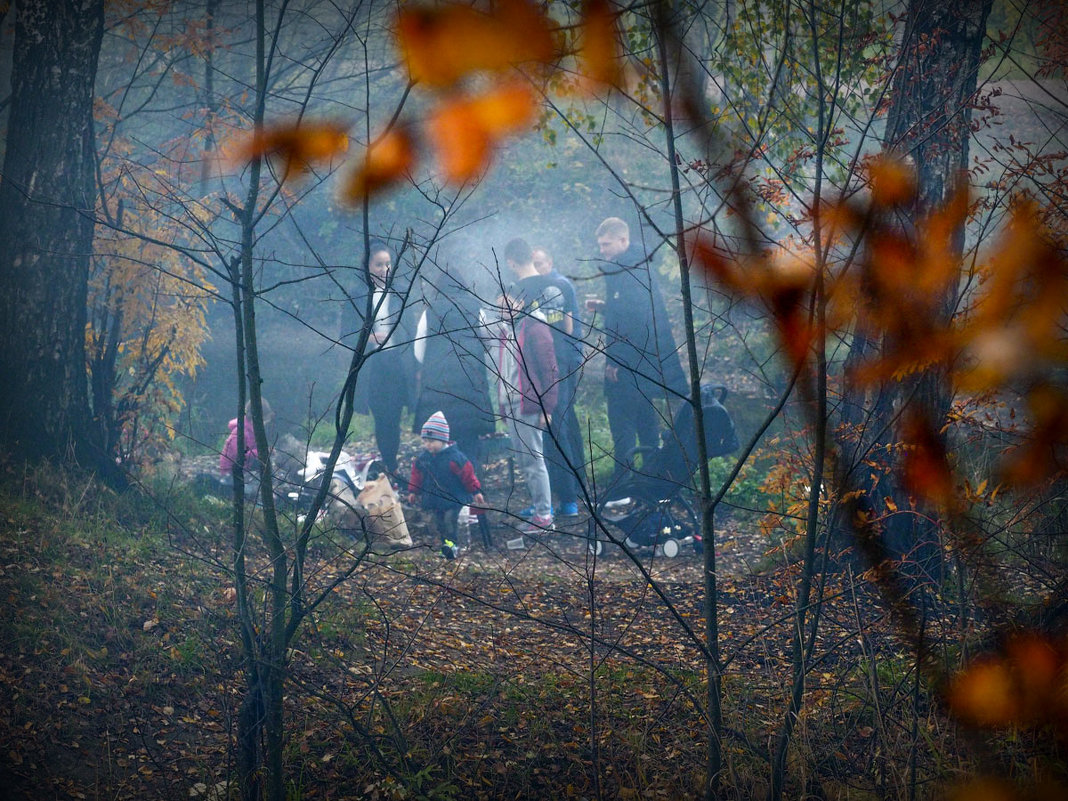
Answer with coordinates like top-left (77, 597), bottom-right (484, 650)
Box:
top-left (842, 0), bottom-right (992, 575)
top-left (0, 0), bottom-right (105, 465)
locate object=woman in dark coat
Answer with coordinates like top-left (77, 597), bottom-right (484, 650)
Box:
top-left (351, 241), bottom-right (417, 475)
top-left (412, 274), bottom-right (495, 473)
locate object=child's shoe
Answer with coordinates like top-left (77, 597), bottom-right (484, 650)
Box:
top-left (559, 501), bottom-right (580, 517)
top-left (440, 539), bottom-right (459, 560)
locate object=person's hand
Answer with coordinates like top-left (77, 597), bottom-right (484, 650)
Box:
top-left (471, 492), bottom-right (485, 508)
top-left (407, 492), bottom-right (416, 505)
top-left (605, 365), bottom-right (618, 382)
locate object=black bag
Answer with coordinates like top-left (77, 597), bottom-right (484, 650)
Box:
top-left (699, 383), bottom-right (740, 458)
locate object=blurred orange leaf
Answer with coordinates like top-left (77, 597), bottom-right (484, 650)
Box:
top-left (955, 201), bottom-right (1068, 393)
top-left (943, 777), bottom-right (1020, 801)
top-left (900, 413), bottom-right (956, 510)
top-left (427, 82), bottom-right (536, 183)
top-left (947, 632), bottom-right (1068, 730)
top-left (343, 127), bottom-right (416, 201)
top-left (1003, 633), bottom-right (1063, 721)
top-left (396, 0), bottom-right (555, 87)
top-left (690, 233), bottom-right (818, 371)
top-left (237, 121), bottom-right (349, 175)
top-left (868, 154), bottom-right (916, 207)
top-left (576, 0), bottom-right (623, 90)
top-left (947, 656), bottom-right (1020, 728)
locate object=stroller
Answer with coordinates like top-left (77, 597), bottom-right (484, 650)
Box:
top-left (284, 449), bottom-right (383, 515)
top-left (590, 384), bottom-right (739, 558)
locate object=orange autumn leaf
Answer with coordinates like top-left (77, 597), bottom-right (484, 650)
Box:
top-left (1002, 633), bottom-right (1064, 722)
top-left (943, 777), bottom-right (1020, 801)
top-left (947, 656), bottom-right (1021, 728)
top-left (427, 82), bottom-right (536, 183)
top-left (955, 201), bottom-right (1068, 393)
top-left (237, 121), bottom-right (349, 175)
top-left (947, 633), bottom-right (1068, 731)
top-left (868, 154), bottom-right (916, 207)
top-left (688, 232), bottom-right (746, 293)
top-left (343, 127), bottom-right (416, 201)
top-left (913, 184), bottom-right (969, 296)
top-left (690, 233), bottom-right (818, 371)
top-left (396, 0), bottom-right (554, 87)
top-left (900, 413), bottom-right (956, 510)
top-left (577, 0), bottom-right (623, 89)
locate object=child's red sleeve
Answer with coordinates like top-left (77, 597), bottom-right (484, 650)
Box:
top-left (450, 459), bottom-right (481, 494)
top-left (408, 463), bottom-right (423, 496)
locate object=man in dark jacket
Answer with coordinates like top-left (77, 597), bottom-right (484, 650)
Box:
top-left (586, 217), bottom-right (687, 485)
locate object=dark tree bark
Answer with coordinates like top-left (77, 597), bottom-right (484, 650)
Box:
top-left (842, 0), bottom-right (992, 574)
top-left (0, 0), bottom-right (105, 465)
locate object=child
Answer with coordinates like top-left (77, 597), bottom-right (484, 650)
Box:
top-left (407, 411), bottom-right (485, 559)
top-left (220, 398), bottom-right (274, 482)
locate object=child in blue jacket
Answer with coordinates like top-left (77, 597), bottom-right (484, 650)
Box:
top-left (407, 411), bottom-right (484, 558)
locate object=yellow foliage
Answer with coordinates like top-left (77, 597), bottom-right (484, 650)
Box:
top-left (88, 185), bottom-right (212, 467)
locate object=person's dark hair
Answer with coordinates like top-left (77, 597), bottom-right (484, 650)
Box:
top-left (504, 237), bottom-right (532, 265)
top-left (365, 239), bottom-right (391, 267)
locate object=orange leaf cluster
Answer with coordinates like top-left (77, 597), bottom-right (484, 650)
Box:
top-left (956, 201), bottom-right (1068, 392)
top-left (343, 128), bottom-right (417, 201)
top-left (242, 2), bottom-right (630, 195)
top-left (235, 120), bottom-right (349, 176)
top-left (427, 82), bottom-right (537, 183)
top-left (947, 632), bottom-right (1068, 732)
top-left (376, 1), bottom-right (557, 190)
top-left (832, 170), bottom-right (969, 387)
top-left (395, 0), bottom-right (555, 88)
top-left (693, 155), bottom-right (1068, 490)
top-left (899, 413), bottom-right (957, 512)
top-left (689, 232), bottom-right (818, 372)
top-left (575, 0), bottom-right (624, 91)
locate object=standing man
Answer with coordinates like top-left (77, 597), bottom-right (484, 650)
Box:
top-left (529, 246), bottom-right (585, 517)
top-left (585, 218), bottom-right (686, 486)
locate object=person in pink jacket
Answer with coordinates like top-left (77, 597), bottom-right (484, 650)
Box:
top-left (219, 399), bottom-right (274, 480)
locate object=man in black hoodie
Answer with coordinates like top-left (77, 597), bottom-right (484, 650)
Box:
top-left (586, 217), bottom-right (687, 486)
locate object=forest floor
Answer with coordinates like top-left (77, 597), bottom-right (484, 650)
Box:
top-left (0, 441), bottom-right (1036, 800)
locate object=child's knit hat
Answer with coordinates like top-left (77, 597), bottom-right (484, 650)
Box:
top-left (421, 411), bottom-right (450, 442)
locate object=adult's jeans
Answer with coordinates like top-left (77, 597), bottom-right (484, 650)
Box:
top-left (544, 370), bottom-right (583, 504)
top-left (503, 400), bottom-right (553, 519)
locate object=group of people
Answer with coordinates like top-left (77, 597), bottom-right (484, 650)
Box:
top-left (313, 216), bottom-right (685, 555)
